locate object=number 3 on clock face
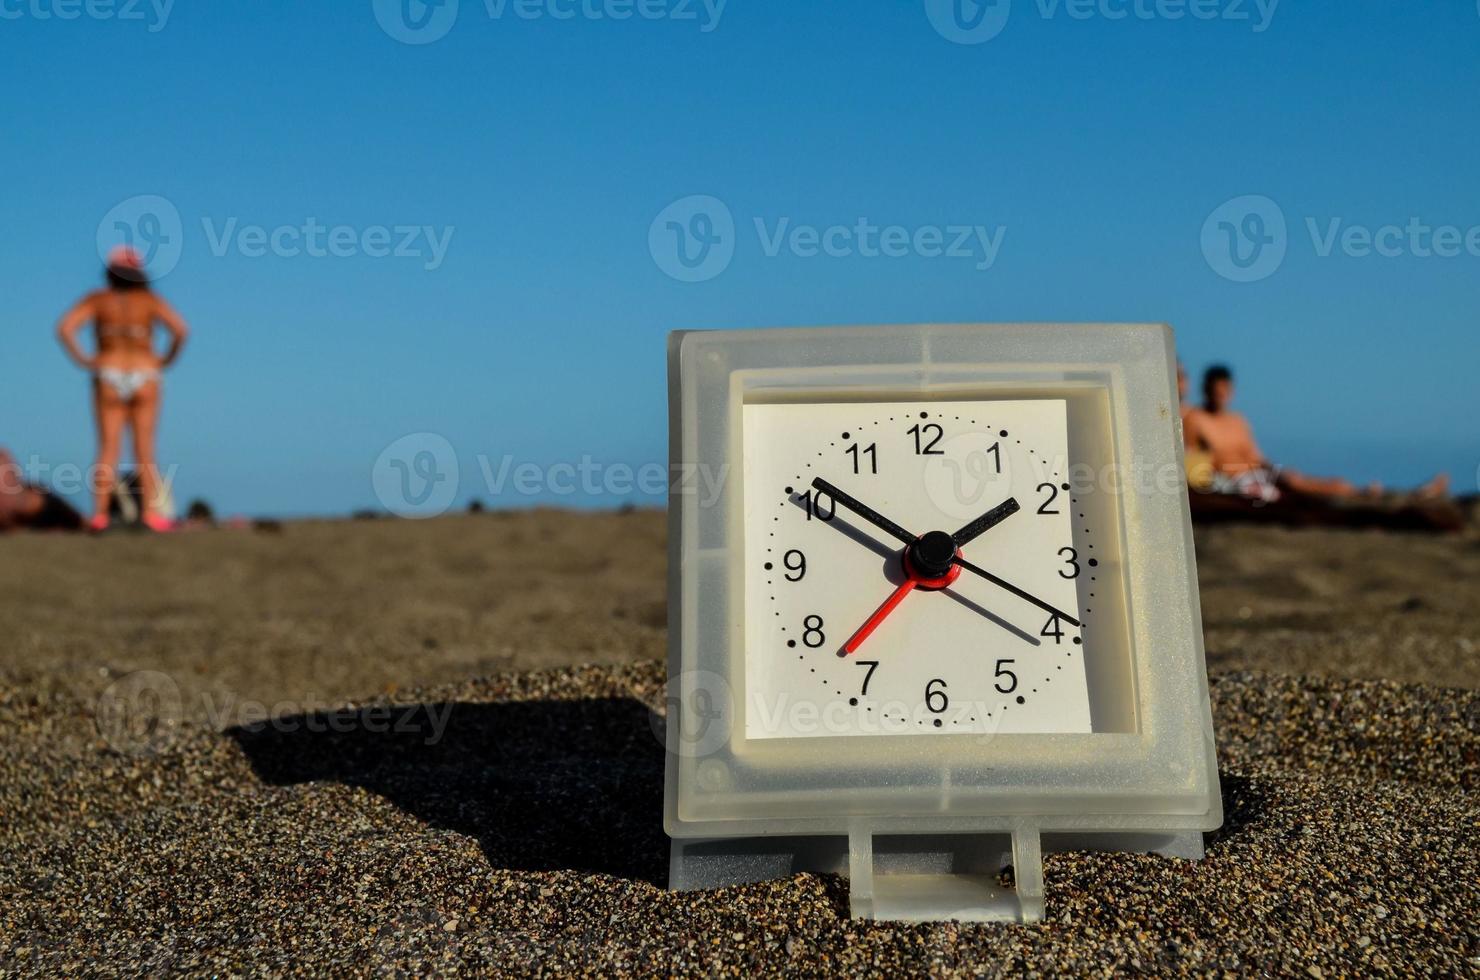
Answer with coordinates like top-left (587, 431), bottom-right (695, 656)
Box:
top-left (743, 399), bottom-right (1096, 739)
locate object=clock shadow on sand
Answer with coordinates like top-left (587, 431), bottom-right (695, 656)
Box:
top-left (229, 697), bottom-right (670, 885)
top-left (227, 698), bottom-right (1266, 889)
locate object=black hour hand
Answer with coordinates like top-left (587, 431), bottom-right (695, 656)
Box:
top-left (952, 497), bottom-right (1020, 547)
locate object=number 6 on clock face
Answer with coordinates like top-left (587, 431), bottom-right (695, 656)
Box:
top-left (743, 399), bottom-right (1094, 739)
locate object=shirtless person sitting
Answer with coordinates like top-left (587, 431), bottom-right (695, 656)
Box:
top-left (1182, 365), bottom-right (1447, 503)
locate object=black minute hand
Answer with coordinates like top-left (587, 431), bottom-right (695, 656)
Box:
top-left (809, 478), bottom-right (917, 547)
top-left (952, 497), bottom-right (1020, 547)
top-left (952, 555), bottom-right (1082, 627)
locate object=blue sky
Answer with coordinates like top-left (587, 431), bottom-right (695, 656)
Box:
top-left (2, 0), bottom-right (1477, 516)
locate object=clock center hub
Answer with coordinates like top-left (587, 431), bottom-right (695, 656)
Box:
top-left (905, 530), bottom-right (962, 589)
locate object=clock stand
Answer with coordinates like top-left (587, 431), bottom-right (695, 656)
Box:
top-left (671, 829), bottom-right (1204, 923)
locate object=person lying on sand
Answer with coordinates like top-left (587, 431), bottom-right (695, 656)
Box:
top-left (56, 246), bottom-right (190, 533)
top-left (1182, 364), bottom-right (1449, 504)
top-left (0, 448), bottom-right (83, 532)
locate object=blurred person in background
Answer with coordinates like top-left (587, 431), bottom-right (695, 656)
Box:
top-left (1184, 364), bottom-right (1448, 503)
top-left (0, 447), bottom-right (82, 532)
top-left (56, 246), bottom-right (190, 533)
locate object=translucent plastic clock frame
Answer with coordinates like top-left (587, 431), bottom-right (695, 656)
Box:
top-left (664, 323), bottom-right (1222, 923)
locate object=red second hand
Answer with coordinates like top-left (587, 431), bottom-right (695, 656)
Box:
top-left (842, 579), bottom-right (917, 655)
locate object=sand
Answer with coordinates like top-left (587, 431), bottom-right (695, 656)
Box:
top-left (1, 513), bottom-right (1477, 975)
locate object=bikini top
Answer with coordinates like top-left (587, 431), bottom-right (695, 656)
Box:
top-left (97, 323), bottom-right (151, 341)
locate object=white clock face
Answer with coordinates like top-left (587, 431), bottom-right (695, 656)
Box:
top-left (743, 399), bottom-right (1098, 739)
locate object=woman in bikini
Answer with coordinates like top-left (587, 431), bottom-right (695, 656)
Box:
top-left (56, 246), bottom-right (190, 532)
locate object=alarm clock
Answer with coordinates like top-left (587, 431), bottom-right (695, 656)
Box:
top-left (664, 323), bottom-right (1221, 923)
